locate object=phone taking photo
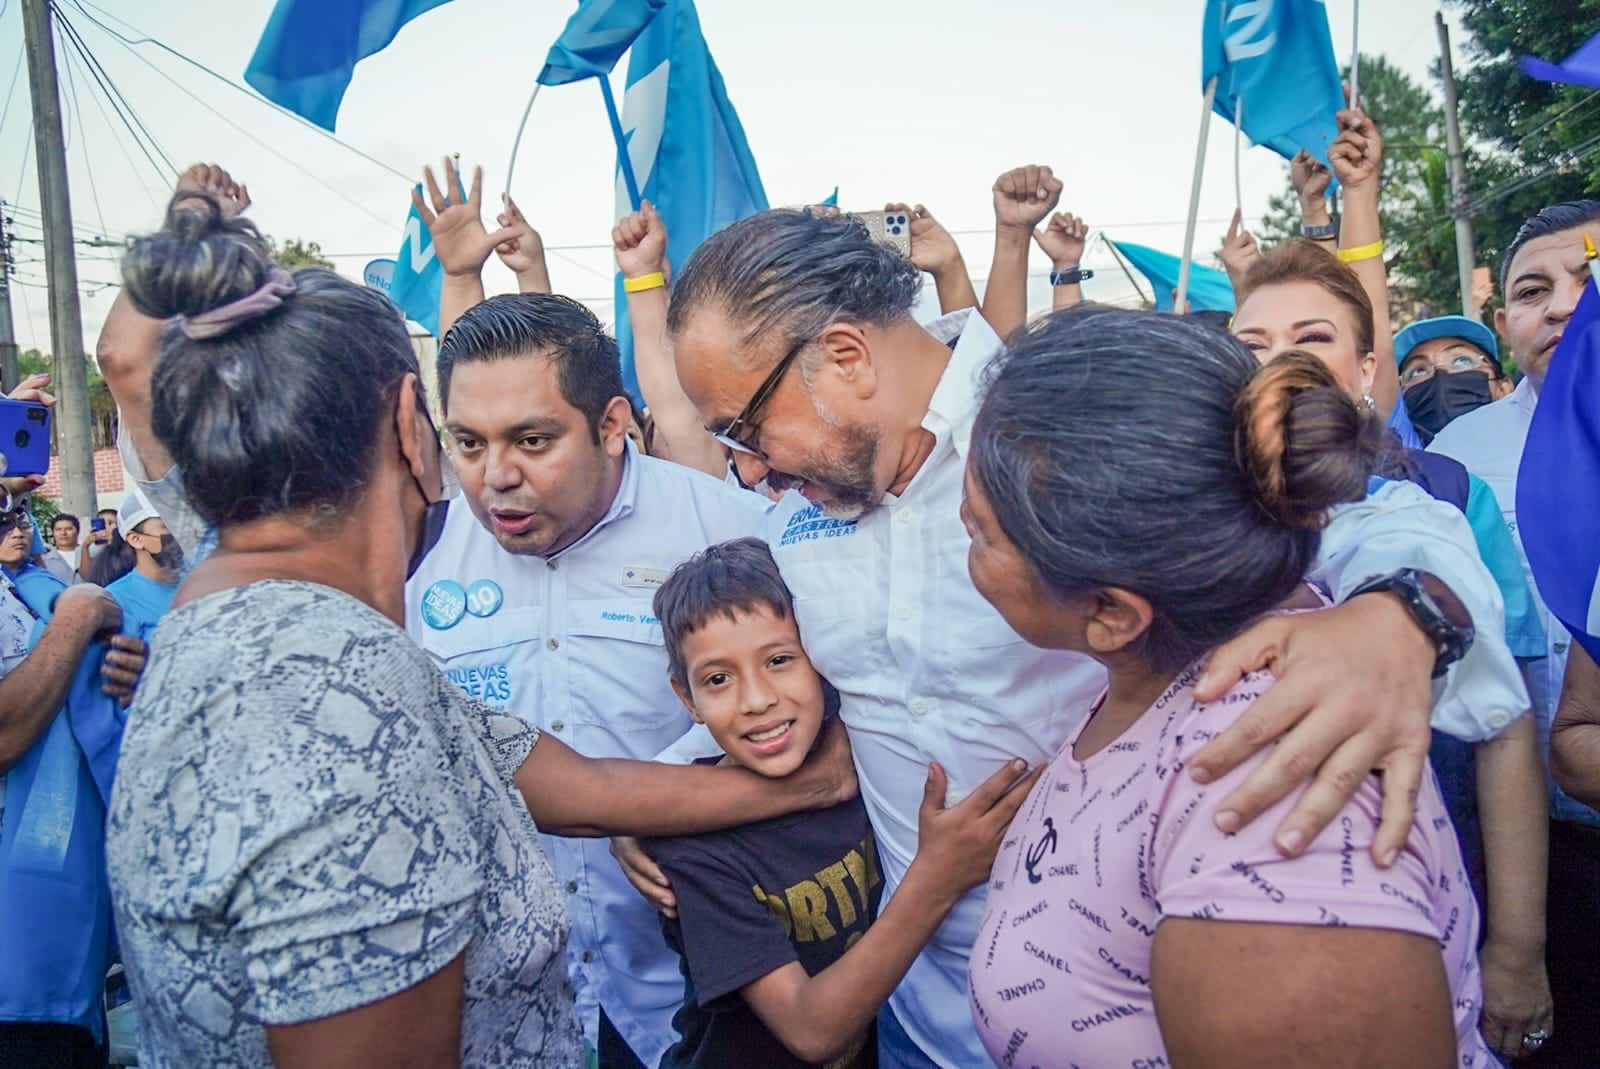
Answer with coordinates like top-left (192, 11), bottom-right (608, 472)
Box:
top-left (849, 209), bottom-right (913, 258)
top-left (0, 397), bottom-right (52, 477)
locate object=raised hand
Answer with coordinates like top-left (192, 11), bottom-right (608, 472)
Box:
top-left (992, 164), bottom-right (1063, 234)
top-left (1290, 150), bottom-right (1332, 208)
top-left (1034, 211), bottom-right (1089, 268)
top-left (1328, 109), bottom-right (1383, 198)
top-left (412, 157), bottom-right (517, 279)
top-left (174, 163), bottom-right (251, 219)
top-left (1219, 208), bottom-right (1261, 287)
top-left (612, 199), bottom-right (670, 279)
top-left (493, 195), bottom-right (546, 275)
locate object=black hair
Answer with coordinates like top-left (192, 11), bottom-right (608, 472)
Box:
top-left (1501, 198), bottom-right (1600, 292)
top-left (121, 193), bottom-right (421, 530)
top-left (437, 294), bottom-right (624, 443)
top-left (666, 209), bottom-right (922, 360)
top-left (97, 509), bottom-right (117, 520)
top-left (83, 531), bottom-right (136, 587)
top-left (971, 306), bottom-right (1380, 674)
top-left (653, 537), bottom-right (796, 685)
top-left (52, 514), bottom-right (80, 534)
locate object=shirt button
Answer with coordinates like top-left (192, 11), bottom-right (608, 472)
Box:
top-left (546, 559), bottom-right (558, 571)
top-left (1487, 710), bottom-right (1511, 732)
top-left (896, 604), bottom-right (912, 620)
top-left (1554, 640), bottom-right (1570, 654)
top-left (910, 698), bottom-right (929, 717)
top-left (581, 950), bottom-right (595, 963)
top-left (551, 720), bottom-right (565, 732)
top-left (547, 637), bottom-right (560, 650)
top-left (565, 881), bottom-right (578, 894)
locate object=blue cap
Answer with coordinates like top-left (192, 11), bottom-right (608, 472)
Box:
top-left (1393, 315), bottom-right (1499, 367)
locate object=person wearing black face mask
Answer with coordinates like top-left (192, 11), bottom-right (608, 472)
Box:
top-left (1396, 316), bottom-right (1512, 444)
top-left (102, 488), bottom-right (184, 645)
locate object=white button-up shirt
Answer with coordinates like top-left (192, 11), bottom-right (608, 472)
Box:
top-left (406, 442), bottom-right (772, 1065)
top-left (762, 309), bottom-right (1524, 1067)
top-left (1430, 377), bottom-right (1597, 826)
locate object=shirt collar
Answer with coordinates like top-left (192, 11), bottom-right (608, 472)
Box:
top-left (548, 438), bottom-right (640, 560)
top-left (922, 308), bottom-right (1006, 462)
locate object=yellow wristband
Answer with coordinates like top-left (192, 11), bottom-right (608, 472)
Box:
top-left (623, 271), bottom-right (666, 293)
top-left (1336, 240), bottom-right (1385, 264)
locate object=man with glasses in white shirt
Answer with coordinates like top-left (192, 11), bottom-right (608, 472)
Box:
top-left (652, 206), bottom-right (1524, 1069)
top-left (405, 294), bottom-right (777, 1069)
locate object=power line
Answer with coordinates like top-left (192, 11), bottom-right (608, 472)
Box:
top-left (68, 0), bottom-right (414, 184)
top-left (57, 28), bottom-right (109, 236)
top-left (70, 6), bottom-right (398, 230)
top-left (0, 42), bottom-right (25, 141)
top-left (50, 4), bottom-right (173, 180)
top-left (12, 116), bottom-right (31, 202)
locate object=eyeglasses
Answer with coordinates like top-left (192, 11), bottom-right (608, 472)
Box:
top-left (712, 336), bottom-right (810, 458)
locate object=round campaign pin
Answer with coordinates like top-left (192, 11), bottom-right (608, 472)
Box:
top-left (465, 579), bottom-right (504, 619)
top-left (421, 580), bottom-right (468, 630)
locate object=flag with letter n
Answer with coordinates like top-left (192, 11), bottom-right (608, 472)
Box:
top-left (1201, 0), bottom-right (1345, 166)
top-left (245, 0), bottom-right (455, 130)
top-left (1518, 282), bottom-right (1600, 663)
top-left (539, 0), bottom-right (768, 400)
top-left (387, 189), bottom-right (443, 337)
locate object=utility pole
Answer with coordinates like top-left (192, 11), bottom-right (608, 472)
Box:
top-left (0, 205), bottom-right (18, 392)
top-left (20, 0), bottom-right (95, 514)
top-left (1437, 12), bottom-right (1478, 319)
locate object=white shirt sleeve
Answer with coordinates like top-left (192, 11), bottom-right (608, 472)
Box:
top-left (649, 721), bottom-right (725, 765)
top-left (1313, 480), bottom-right (1530, 742)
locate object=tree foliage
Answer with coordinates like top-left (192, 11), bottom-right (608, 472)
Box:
top-left (266, 236), bottom-right (334, 270)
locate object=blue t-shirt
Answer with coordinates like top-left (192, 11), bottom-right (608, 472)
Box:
top-left (1388, 400), bottom-right (1425, 451)
top-left (105, 570), bottom-right (178, 644)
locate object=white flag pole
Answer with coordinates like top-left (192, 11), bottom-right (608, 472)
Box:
top-left (1233, 98), bottom-right (1245, 217)
top-left (504, 82), bottom-right (544, 200)
top-left (1176, 77), bottom-right (1218, 315)
top-left (1349, 0), bottom-right (1362, 108)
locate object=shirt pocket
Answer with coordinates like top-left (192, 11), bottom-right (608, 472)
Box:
top-left (565, 599), bottom-right (690, 752)
top-left (777, 543), bottom-right (889, 686)
top-left (425, 607), bottom-right (542, 712)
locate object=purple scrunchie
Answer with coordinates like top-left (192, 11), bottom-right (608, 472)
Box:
top-left (177, 267), bottom-right (297, 341)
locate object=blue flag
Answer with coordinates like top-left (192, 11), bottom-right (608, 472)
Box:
top-left (245, 0), bottom-right (454, 130)
top-left (537, 0), bottom-right (767, 400)
top-left (1518, 280), bottom-right (1600, 662)
top-left (388, 189), bottom-right (442, 337)
top-left (1109, 240), bottom-right (1236, 314)
top-left (1522, 30), bottom-right (1600, 89)
top-left (1201, 0), bottom-right (1345, 166)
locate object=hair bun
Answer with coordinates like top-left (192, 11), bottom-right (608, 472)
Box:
top-left (120, 192), bottom-right (274, 324)
top-left (1234, 350), bottom-right (1380, 529)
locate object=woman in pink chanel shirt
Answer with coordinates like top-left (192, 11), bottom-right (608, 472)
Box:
top-left (959, 307), bottom-right (1492, 1069)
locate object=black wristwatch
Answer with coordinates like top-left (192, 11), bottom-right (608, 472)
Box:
top-left (1347, 568), bottom-right (1474, 679)
top-left (1300, 221), bottom-right (1338, 241)
top-left (1049, 266), bottom-right (1094, 287)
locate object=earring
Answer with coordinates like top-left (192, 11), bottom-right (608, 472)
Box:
top-left (1361, 394), bottom-right (1377, 411)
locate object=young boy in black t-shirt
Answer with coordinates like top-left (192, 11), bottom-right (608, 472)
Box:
top-left (648, 538), bottom-right (1036, 1069)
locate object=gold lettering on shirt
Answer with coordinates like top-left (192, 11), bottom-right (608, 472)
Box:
top-left (816, 861), bottom-right (858, 927)
top-left (786, 879), bottom-right (836, 942)
top-left (752, 884), bottom-right (793, 939)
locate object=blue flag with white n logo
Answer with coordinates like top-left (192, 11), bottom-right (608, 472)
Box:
top-left (245, 0), bottom-right (454, 130)
top-left (1518, 281), bottom-right (1600, 663)
top-left (1201, 0), bottom-right (1345, 166)
top-left (1109, 240), bottom-right (1236, 314)
top-left (387, 189), bottom-right (442, 337)
top-left (538, 0), bottom-right (768, 400)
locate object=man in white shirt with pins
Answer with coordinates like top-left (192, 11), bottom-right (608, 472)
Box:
top-left (646, 203), bottom-right (1525, 1069)
top-left (404, 289), bottom-right (775, 1069)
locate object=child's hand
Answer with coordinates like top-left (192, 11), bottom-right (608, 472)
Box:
top-left (913, 759), bottom-right (1040, 898)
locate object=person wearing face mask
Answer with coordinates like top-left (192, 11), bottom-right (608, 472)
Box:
top-left (102, 488), bottom-right (181, 645)
top-left (98, 185), bottom-right (859, 1069)
top-left (1429, 198), bottom-right (1600, 1069)
top-left (1395, 315), bottom-right (1513, 444)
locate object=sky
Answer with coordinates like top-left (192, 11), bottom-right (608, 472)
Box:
top-left (0, 0), bottom-right (1470, 353)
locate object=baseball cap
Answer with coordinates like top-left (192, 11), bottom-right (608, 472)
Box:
top-left (117, 487), bottom-right (161, 536)
top-left (1394, 315), bottom-right (1500, 368)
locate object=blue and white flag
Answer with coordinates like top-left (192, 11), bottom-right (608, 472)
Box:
top-left (1201, 0), bottom-right (1345, 166)
top-left (387, 190), bottom-right (443, 337)
top-left (1109, 240), bottom-right (1236, 314)
top-left (245, 0), bottom-right (454, 130)
top-left (539, 0), bottom-right (768, 399)
top-left (1518, 281), bottom-right (1600, 662)
top-left (1522, 30), bottom-right (1600, 89)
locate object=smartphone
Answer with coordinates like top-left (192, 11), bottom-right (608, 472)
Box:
top-left (850, 209), bottom-right (912, 258)
top-left (0, 397), bottom-right (52, 477)
top-left (90, 517), bottom-right (106, 533)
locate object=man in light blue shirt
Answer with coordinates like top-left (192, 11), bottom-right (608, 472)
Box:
top-left (405, 294), bottom-right (774, 1069)
top-left (104, 488), bottom-right (180, 643)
